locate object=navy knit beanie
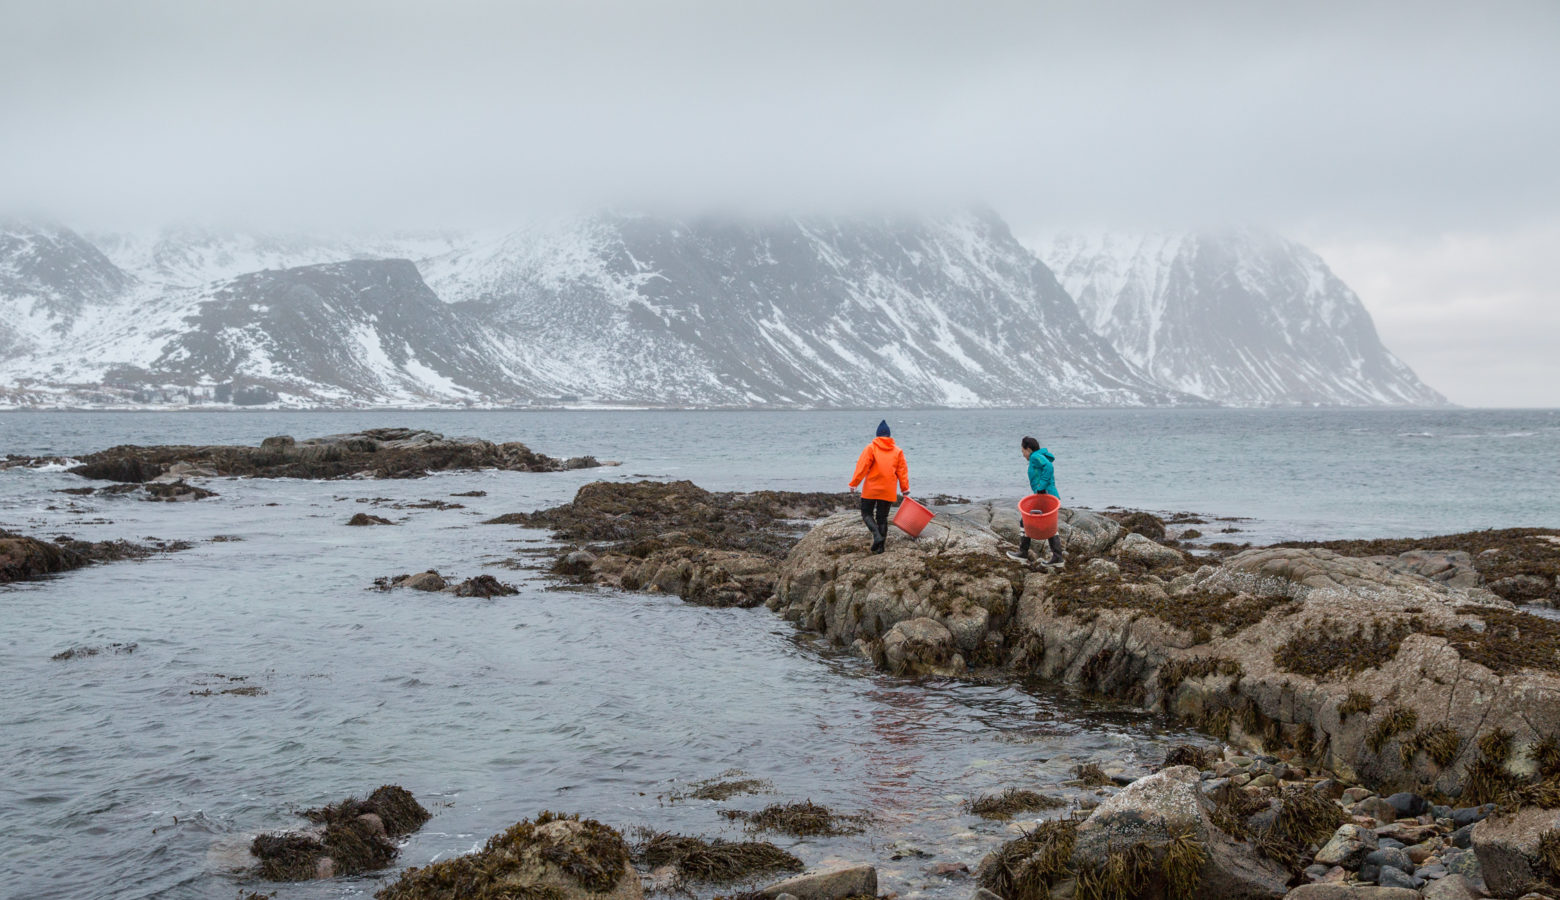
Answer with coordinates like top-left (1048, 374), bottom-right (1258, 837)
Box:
top-left (876, 419), bottom-right (891, 437)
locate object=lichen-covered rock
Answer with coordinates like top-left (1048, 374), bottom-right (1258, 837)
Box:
top-left (1470, 807), bottom-right (1560, 898)
top-left (1008, 543), bottom-right (1560, 794)
top-left (946, 501), bottom-right (1025, 545)
top-left (1069, 765), bottom-right (1290, 898)
top-left (772, 512), bottom-right (1022, 662)
top-left (1374, 550), bottom-right (1482, 590)
top-left (377, 812), bottom-right (641, 900)
top-left (1058, 508), bottom-right (1125, 556)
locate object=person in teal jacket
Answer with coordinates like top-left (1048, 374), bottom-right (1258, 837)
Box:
top-left (1010, 436), bottom-right (1065, 566)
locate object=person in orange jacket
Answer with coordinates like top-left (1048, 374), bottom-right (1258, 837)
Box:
top-left (848, 419), bottom-right (909, 554)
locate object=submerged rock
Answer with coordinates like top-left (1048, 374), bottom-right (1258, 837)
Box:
top-left (376, 811), bottom-right (641, 900)
top-left (51, 428), bottom-right (605, 482)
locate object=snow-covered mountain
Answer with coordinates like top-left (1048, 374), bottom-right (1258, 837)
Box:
top-left (0, 214), bottom-right (1189, 407)
top-left (0, 216), bottom-right (1444, 408)
top-left (1037, 229), bottom-right (1445, 406)
top-left (1, 222), bottom-right (132, 361)
top-left (424, 211), bottom-right (1180, 406)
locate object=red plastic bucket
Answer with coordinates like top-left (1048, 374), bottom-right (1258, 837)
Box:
top-left (1018, 493), bottom-right (1061, 540)
top-left (892, 496), bottom-right (935, 537)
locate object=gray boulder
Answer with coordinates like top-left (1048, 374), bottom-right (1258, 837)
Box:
top-left (1360, 847), bottom-right (1415, 882)
top-left (759, 865), bottom-right (877, 900)
top-left (1058, 508), bottom-right (1124, 556)
top-left (1471, 807), bottom-right (1560, 898)
top-left (1377, 866), bottom-right (1423, 890)
top-left (1070, 766), bottom-right (1289, 898)
top-left (1281, 887), bottom-right (1422, 899)
top-left (1314, 824), bottom-right (1380, 869)
top-left (1421, 874), bottom-right (1485, 900)
top-left (1112, 532), bottom-right (1186, 568)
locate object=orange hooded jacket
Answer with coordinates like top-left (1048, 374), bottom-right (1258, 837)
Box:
top-left (850, 436), bottom-right (909, 502)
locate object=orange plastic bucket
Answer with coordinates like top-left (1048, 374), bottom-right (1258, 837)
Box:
top-left (892, 496), bottom-right (935, 537)
top-left (1018, 493), bottom-right (1061, 540)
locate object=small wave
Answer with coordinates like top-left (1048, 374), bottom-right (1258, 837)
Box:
top-left (1397, 432), bottom-right (1434, 438)
top-left (18, 459), bottom-right (82, 472)
top-left (1442, 431), bottom-right (1538, 440)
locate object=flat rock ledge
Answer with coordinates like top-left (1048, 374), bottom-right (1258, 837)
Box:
top-left (8, 428), bottom-right (607, 482)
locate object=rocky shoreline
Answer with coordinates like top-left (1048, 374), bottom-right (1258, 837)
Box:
top-left (497, 481), bottom-right (1560, 899)
top-left (1, 427), bottom-right (609, 482)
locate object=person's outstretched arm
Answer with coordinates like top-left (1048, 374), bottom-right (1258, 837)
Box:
top-left (896, 451), bottom-right (909, 495)
top-left (849, 445), bottom-right (873, 490)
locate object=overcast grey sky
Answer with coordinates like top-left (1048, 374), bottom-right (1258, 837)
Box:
top-left (2, 1), bottom-right (1556, 405)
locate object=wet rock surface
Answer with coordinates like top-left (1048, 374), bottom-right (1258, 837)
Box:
top-left (41, 428), bottom-right (606, 482)
top-left (1, 528), bottom-right (182, 584)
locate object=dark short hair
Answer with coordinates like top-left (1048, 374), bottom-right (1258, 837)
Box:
top-left (1021, 436), bottom-right (1040, 452)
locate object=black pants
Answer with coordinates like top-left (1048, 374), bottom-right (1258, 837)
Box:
top-left (1019, 534), bottom-right (1064, 560)
top-left (860, 498), bottom-right (890, 546)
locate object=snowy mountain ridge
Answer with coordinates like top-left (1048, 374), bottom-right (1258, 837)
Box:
top-left (1037, 228), bottom-right (1445, 407)
top-left (0, 215), bottom-right (1444, 408)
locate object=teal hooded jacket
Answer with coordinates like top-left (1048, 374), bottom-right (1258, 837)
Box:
top-left (1027, 448), bottom-right (1058, 498)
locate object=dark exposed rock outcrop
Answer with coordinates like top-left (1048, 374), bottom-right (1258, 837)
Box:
top-left (492, 480), bottom-right (853, 608)
top-left (50, 428), bottom-right (604, 482)
top-left (1, 529), bottom-right (176, 584)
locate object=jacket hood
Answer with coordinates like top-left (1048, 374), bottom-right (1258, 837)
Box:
top-left (873, 436), bottom-right (897, 450)
top-left (1038, 448), bottom-right (1054, 462)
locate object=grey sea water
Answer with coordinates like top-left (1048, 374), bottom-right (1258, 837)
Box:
top-left (0, 408), bottom-right (1556, 900)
